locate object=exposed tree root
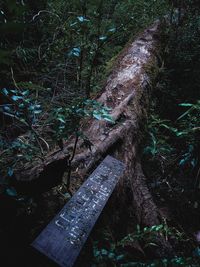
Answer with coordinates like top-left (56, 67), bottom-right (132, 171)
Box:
top-left (132, 161), bottom-right (174, 257)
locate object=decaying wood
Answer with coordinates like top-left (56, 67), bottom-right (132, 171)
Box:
top-left (15, 23), bottom-right (158, 181)
top-left (15, 21), bottom-right (174, 257)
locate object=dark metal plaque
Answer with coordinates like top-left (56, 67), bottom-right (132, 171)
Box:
top-left (32, 155), bottom-right (125, 267)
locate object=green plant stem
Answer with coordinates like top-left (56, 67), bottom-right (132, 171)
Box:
top-left (66, 132), bottom-right (79, 194)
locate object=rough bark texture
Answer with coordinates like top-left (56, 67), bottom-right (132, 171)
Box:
top-left (15, 21), bottom-right (174, 257)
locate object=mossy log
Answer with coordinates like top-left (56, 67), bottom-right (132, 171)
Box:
top-left (15, 21), bottom-right (174, 257)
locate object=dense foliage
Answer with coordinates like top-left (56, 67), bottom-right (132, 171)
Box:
top-left (143, 0), bottom-right (200, 227)
top-left (1, 0), bottom-right (200, 266)
top-left (0, 0), bottom-right (168, 185)
top-left (0, 0), bottom-right (168, 92)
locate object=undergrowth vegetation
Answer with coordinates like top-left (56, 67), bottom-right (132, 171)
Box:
top-left (91, 224), bottom-right (198, 267)
top-left (86, 2), bottom-right (200, 266)
top-left (1, 1), bottom-right (200, 266)
top-left (140, 2), bottom-right (200, 265)
top-left (0, 0), bottom-right (168, 194)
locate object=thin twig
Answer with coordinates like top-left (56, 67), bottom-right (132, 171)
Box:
top-left (10, 67), bottom-right (20, 90)
top-left (66, 133), bottom-right (79, 194)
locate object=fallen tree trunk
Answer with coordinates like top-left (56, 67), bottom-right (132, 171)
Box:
top-left (15, 21), bottom-right (174, 257)
top-left (15, 22), bottom-right (160, 182)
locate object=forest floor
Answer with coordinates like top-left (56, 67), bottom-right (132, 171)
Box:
top-left (1, 15), bottom-right (200, 267)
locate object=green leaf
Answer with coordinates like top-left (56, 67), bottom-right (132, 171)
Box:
top-left (116, 254), bottom-right (125, 261)
top-left (7, 167), bottom-right (14, 177)
top-left (101, 249), bottom-right (108, 256)
top-left (136, 224), bottom-right (140, 233)
top-left (58, 115), bottom-right (65, 123)
top-left (93, 112), bottom-right (102, 120)
top-left (94, 250), bottom-right (100, 257)
top-left (108, 252), bottom-right (115, 259)
top-left (176, 131), bottom-right (186, 136)
top-left (179, 103), bottom-right (193, 107)
top-left (77, 16), bottom-right (89, 22)
top-left (150, 225), bottom-right (157, 231)
top-left (103, 116), bottom-right (114, 123)
top-left (155, 225), bottom-right (163, 231)
top-left (99, 36), bottom-right (107, 41)
top-left (11, 95), bottom-right (23, 101)
top-left (2, 88), bottom-right (9, 95)
top-left (68, 47), bottom-right (81, 57)
top-left (193, 247), bottom-right (200, 257)
top-left (34, 109), bottom-right (42, 114)
top-left (6, 187), bottom-right (17, 197)
top-left (144, 242), bottom-right (158, 248)
top-left (108, 28), bottom-right (116, 33)
top-left (21, 90), bottom-right (29, 96)
top-left (2, 105), bottom-right (12, 112)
